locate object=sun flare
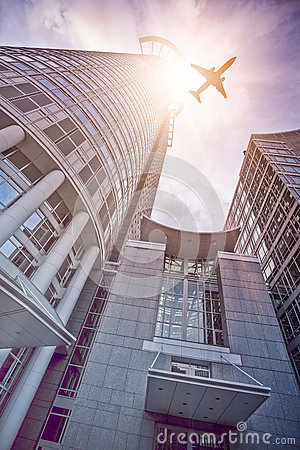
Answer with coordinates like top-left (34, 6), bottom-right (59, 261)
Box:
top-left (165, 61), bottom-right (201, 106)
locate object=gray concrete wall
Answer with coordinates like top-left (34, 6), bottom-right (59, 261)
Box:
top-left (62, 242), bottom-right (166, 449)
top-left (216, 251), bottom-right (300, 449)
top-left (61, 246), bottom-right (300, 450)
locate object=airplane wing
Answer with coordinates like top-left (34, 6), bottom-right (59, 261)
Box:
top-left (215, 80), bottom-right (227, 98)
top-left (191, 64), bottom-right (212, 79)
top-left (216, 57), bottom-right (237, 75)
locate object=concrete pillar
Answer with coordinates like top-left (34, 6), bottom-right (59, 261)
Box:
top-left (57, 245), bottom-right (99, 324)
top-left (32, 210), bottom-right (89, 294)
top-left (0, 170), bottom-right (65, 247)
top-left (0, 346), bottom-right (56, 450)
top-left (0, 125), bottom-right (25, 153)
top-left (0, 245), bottom-right (99, 449)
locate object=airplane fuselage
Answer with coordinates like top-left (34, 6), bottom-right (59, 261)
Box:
top-left (207, 71), bottom-right (220, 85)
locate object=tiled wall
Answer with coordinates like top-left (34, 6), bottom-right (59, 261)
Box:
top-left (49, 246), bottom-right (300, 449)
top-left (62, 242), bottom-right (166, 449)
top-left (217, 251), bottom-right (300, 448)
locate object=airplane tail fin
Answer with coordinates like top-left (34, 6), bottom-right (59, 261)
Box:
top-left (189, 90), bottom-right (201, 103)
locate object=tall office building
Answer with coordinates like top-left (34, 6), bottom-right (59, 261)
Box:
top-left (226, 130), bottom-right (300, 386)
top-left (0, 38), bottom-right (178, 448)
top-left (0, 39), bottom-right (299, 449)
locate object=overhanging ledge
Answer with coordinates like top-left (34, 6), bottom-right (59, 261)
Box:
top-left (145, 368), bottom-right (270, 426)
top-left (0, 259), bottom-right (75, 347)
top-left (140, 216), bottom-right (240, 260)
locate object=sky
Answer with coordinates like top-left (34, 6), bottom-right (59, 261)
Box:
top-left (0, 0), bottom-right (299, 231)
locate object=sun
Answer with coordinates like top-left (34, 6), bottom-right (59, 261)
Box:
top-left (163, 59), bottom-right (202, 109)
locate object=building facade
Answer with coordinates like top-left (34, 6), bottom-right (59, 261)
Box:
top-left (226, 130), bottom-right (300, 387)
top-left (40, 218), bottom-right (299, 449)
top-left (0, 41), bottom-right (299, 449)
top-left (0, 41), bottom-right (177, 448)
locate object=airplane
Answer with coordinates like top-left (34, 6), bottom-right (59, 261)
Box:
top-left (189, 56), bottom-right (237, 103)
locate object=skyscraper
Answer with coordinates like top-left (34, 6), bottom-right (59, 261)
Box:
top-left (0, 38), bottom-right (178, 448)
top-left (226, 130), bottom-right (300, 386)
top-left (0, 41), bottom-right (299, 450)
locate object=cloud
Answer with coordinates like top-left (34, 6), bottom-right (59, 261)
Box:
top-left (0, 0), bottom-right (140, 51)
top-left (0, 0), bottom-right (299, 230)
top-left (152, 154), bottom-right (225, 232)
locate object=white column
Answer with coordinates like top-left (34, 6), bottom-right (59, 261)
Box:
top-left (57, 245), bottom-right (99, 324)
top-left (32, 210), bottom-right (89, 294)
top-left (0, 346), bottom-right (56, 450)
top-left (0, 170), bottom-right (65, 247)
top-left (0, 125), bottom-right (25, 153)
top-left (0, 245), bottom-right (99, 449)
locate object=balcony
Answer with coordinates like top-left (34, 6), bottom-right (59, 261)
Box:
top-left (145, 368), bottom-right (270, 426)
top-left (0, 262), bottom-right (75, 348)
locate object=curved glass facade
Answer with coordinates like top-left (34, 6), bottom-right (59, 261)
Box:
top-left (0, 47), bottom-right (171, 261)
top-left (0, 45), bottom-right (173, 445)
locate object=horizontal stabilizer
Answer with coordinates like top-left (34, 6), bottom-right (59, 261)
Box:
top-left (189, 90), bottom-right (201, 103)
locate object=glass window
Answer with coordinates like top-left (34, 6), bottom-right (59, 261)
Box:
top-left (0, 172), bottom-right (21, 207)
top-left (41, 407), bottom-right (71, 443)
top-left (156, 258), bottom-right (223, 346)
top-left (39, 78), bottom-right (57, 90)
top-left (0, 348), bottom-right (33, 415)
top-left (11, 62), bottom-right (30, 70)
top-left (171, 360), bottom-right (210, 378)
